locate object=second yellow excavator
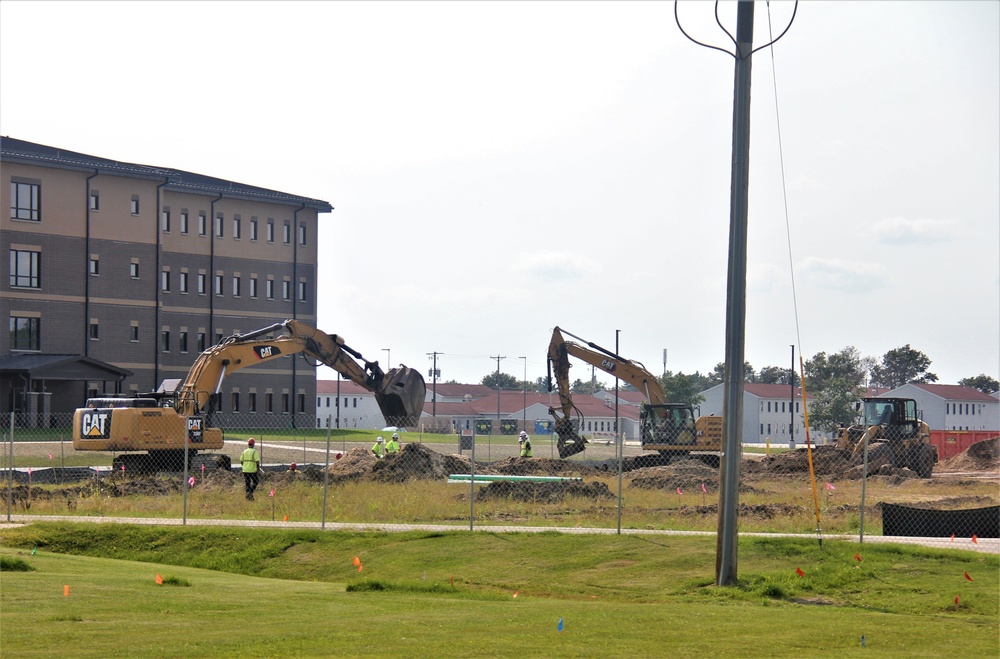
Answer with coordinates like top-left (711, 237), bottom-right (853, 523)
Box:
top-left (547, 326), bottom-right (722, 461)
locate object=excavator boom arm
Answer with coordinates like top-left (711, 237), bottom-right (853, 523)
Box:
top-left (177, 320), bottom-right (425, 425)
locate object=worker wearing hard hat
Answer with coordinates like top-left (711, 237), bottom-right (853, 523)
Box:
top-left (240, 438), bottom-right (261, 500)
top-left (385, 433), bottom-right (400, 455)
top-left (372, 436), bottom-right (385, 459)
top-left (518, 431), bottom-right (533, 458)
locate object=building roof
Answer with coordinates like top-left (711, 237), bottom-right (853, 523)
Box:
top-left (425, 383), bottom-right (498, 399)
top-left (887, 383), bottom-right (998, 403)
top-left (0, 354), bottom-right (132, 380)
top-left (316, 380), bottom-right (372, 395)
top-left (1, 136), bottom-right (332, 212)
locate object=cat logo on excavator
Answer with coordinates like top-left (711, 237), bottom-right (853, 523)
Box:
top-left (80, 410), bottom-right (112, 439)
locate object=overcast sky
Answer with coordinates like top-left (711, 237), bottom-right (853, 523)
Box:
top-left (2, 1), bottom-right (997, 388)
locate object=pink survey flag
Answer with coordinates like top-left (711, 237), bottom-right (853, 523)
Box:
top-left (701, 483), bottom-right (707, 493)
top-left (825, 482), bottom-right (836, 490)
top-left (676, 487), bottom-right (682, 495)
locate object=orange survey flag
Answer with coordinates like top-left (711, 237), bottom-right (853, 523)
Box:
top-left (795, 567), bottom-right (805, 577)
top-left (155, 574), bottom-right (163, 585)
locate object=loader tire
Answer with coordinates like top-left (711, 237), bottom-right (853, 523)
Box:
top-left (913, 444), bottom-right (935, 479)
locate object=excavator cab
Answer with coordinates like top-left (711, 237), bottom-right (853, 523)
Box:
top-left (373, 366), bottom-right (426, 427)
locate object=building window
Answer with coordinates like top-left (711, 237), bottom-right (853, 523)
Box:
top-left (89, 191), bottom-right (100, 211)
top-left (89, 321), bottom-right (99, 340)
top-left (179, 272), bottom-right (189, 293)
top-left (215, 331), bottom-right (224, 344)
top-left (215, 214), bottom-right (224, 238)
top-left (161, 209), bottom-right (171, 232)
top-left (214, 274), bottom-right (223, 296)
top-left (180, 211), bottom-right (189, 234)
top-left (198, 213), bottom-right (207, 236)
top-left (249, 276), bottom-right (258, 298)
top-left (131, 196), bottom-right (140, 215)
top-left (161, 330), bottom-right (170, 352)
top-left (298, 393), bottom-right (306, 413)
top-left (10, 316), bottom-right (41, 351)
top-left (266, 279), bottom-right (274, 300)
top-left (232, 276), bottom-right (241, 297)
top-left (233, 217), bottom-right (241, 240)
top-left (298, 224), bottom-right (307, 246)
top-left (9, 249), bottom-right (40, 288)
top-left (282, 393), bottom-right (290, 414)
top-left (130, 262), bottom-right (139, 279)
top-left (197, 332), bottom-right (206, 352)
top-left (248, 392), bottom-right (257, 412)
top-left (265, 393), bottom-right (274, 413)
top-left (282, 280), bottom-right (291, 301)
top-left (130, 325), bottom-right (139, 342)
top-left (179, 331), bottom-right (189, 353)
top-left (267, 219), bottom-right (275, 243)
top-left (231, 392), bottom-right (240, 412)
top-left (161, 270), bottom-right (170, 292)
top-left (10, 182), bottom-right (40, 221)
top-left (197, 273), bottom-right (206, 295)
top-left (283, 222), bottom-right (291, 244)
top-left (297, 281), bottom-right (307, 302)
top-left (250, 218), bottom-right (258, 241)
top-left (90, 257), bottom-right (99, 276)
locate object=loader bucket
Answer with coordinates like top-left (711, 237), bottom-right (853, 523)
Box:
top-left (374, 367), bottom-right (426, 427)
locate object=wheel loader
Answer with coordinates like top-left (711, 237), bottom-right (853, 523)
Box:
top-left (835, 397), bottom-right (937, 478)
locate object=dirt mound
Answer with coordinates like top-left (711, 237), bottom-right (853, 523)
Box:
top-left (488, 457), bottom-right (601, 477)
top-left (323, 447), bottom-right (377, 483)
top-left (369, 442), bottom-right (472, 483)
top-left (743, 445), bottom-right (856, 477)
top-left (939, 437), bottom-right (999, 472)
top-left (475, 480), bottom-right (614, 503)
top-left (628, 459), bottom-right (759, 493)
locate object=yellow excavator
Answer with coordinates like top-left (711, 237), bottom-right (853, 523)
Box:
top-left (72, 319), bottom-right (426, 472)
top-left (835, 397), bottom-right (936, 478)
top-left (547, 326), bottom-right (722, 461)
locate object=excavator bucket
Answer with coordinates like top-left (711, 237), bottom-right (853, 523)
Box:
top-left (557, 437), bottom-right (588, 459)
top-left (374, 366), bottom-right (426, 427)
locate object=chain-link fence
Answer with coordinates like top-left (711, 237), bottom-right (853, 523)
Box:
top-left (2, 412), bottom-right (996, 549)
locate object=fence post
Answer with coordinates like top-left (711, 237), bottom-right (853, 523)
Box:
top-left (6, 412), bottom-right (13, 522)
top-left (322, 422), bottom-right (331, 529)
top-left (469, 433), bottom-right (475, 531)
top-left (859, 431), bottom-right (871, 543)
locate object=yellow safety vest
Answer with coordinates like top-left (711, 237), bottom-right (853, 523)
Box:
top-left (240, 448), bottom-right (260, 473)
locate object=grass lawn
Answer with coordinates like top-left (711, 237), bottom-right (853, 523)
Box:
top-left (1, 523), bottom-right (996, 657)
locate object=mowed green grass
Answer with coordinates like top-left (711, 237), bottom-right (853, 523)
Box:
top-left (1, 523), bottom-right (997, 658)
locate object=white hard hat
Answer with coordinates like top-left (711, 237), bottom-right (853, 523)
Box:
top-left (519, 431), bottom-right (527, 437)
top-left (392, 433), bottom-right (399, 439)
top-left (377, 436), bottom-right (384, 443)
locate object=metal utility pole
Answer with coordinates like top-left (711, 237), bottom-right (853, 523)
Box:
top-left (427, 351), bottom-right (441, 417)
top-left (717, 0), bottom-right (755, 587)
top-left (663, 348), bottom-right (668, 376)
top-left (382, 348), bottom-right (390, 369)
top-left (519, 356), bottom-right (527, 427)
top-left (491, 355), bottom-right (505, 431)
top-left (790, 345), bottom-right (795, 448)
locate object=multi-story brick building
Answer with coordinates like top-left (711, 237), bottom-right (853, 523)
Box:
top-left (1, 137), bottom-right (332, 425)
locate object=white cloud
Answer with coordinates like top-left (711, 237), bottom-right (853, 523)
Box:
top-left (872, 217), bottom-right (958, 245)
top-left (510, 251), bottom-right (597, 282)
top-left (798, 257), bottom-right (888, 292)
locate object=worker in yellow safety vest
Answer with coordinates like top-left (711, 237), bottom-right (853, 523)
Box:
top-left (385, 433), bottom-right (400, 455)
top-left (518, 431), bottom-right (533, 458)
top-left (372, 436), bottom-right (385, 459)
top-left (240, 438), bottom-right (261, 500)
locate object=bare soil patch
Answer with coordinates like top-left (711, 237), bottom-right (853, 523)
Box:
top-left (474, 480), bottom-right (614, 503)
top-left (938, 437), bottom-right (999, 473)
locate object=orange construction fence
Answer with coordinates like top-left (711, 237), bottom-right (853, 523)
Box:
top-left (929, 430), bottom-right (999, 461)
